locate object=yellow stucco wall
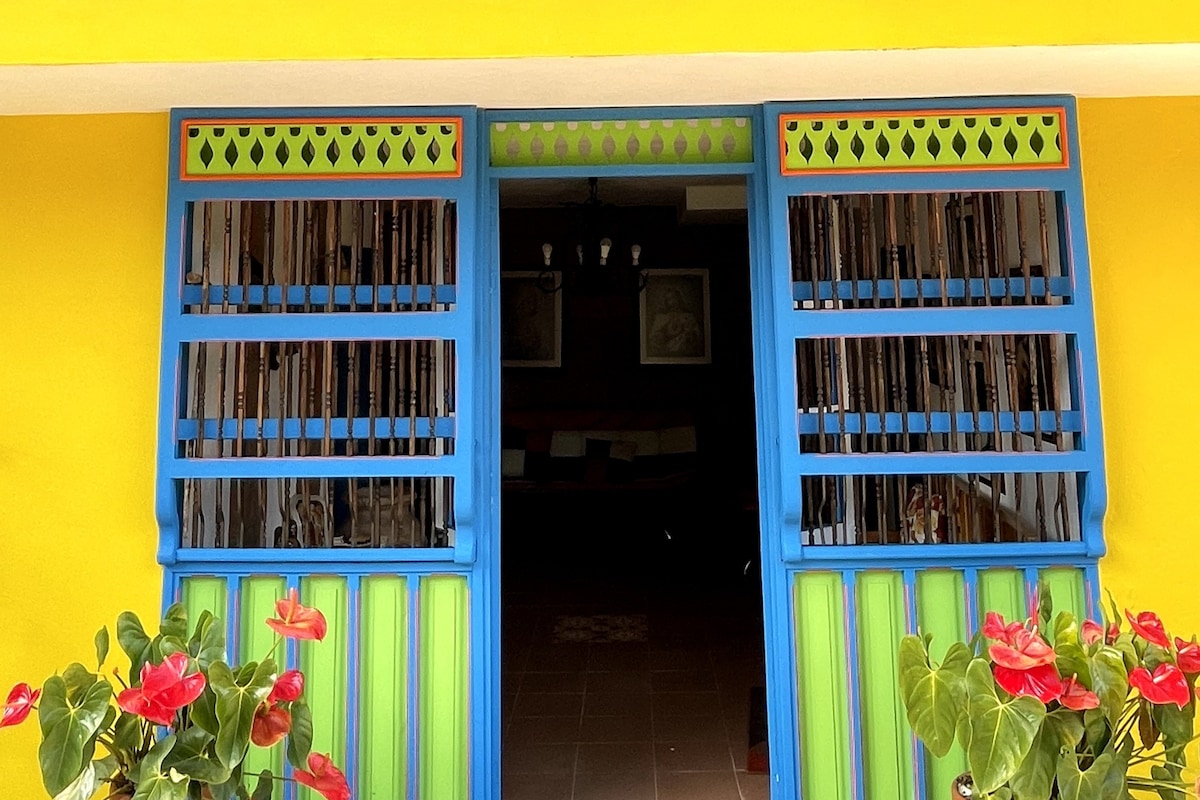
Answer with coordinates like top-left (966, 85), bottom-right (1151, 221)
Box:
top-left (1, 97), bottom-right (1197, 793)
top-left (3, 1), bottom-right (1200, 64)
top-left (0, 113), bottom-right (168, 793)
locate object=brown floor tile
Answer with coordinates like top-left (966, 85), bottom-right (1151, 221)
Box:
top-left (587, 644), bottom-right (650, 671)
top-left (649, 648), bottom-right (699, 670)
top-left (514, 692), bottom-right (584, 718)
top-left (651, 670), bottom-right (719, 692)
top-left (502, 742), bottom-right (577, 775)
top-left (578, 713), bottom-right (653, 743)
top-left (584, 691), bottom-right (651, 718)
top-left (575, 741), bottom-right (654, 773)
top-left (737, 770), bottom-right (771, 800)
top-left (572, 770), bottom-right (656, 800)
top-left (657, 769), bottom-right (742, 800)
top-left (501, 773), bottom-right (575, 800)
top-left (653, 714), bottom-right (731, 742)
top-left (520, 671), bottom-right (588, 693)
top-left (586, 670), bottom-right (652, 693)
top-left (653, 691), bottom-right (724, 718)
top-left (526, 645), bottom-right (589, 672)
top-left (506, 716), bottom-right (582, 744)
top-left (655, 740), bottom-right (736, 772)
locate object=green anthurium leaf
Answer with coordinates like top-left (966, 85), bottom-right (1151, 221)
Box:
top-left (160, 635), bottom-right (190, 659)
top-left (1152, 697), bottom-right (1194, 747)
top-left (1057, 750), bottom-right (1115, 800)
top-left (194, 616), bottom-right (227, 671)
top-left (112, 711), bottom-right (144, 751)
top-left (1149, 764), bottom-right (1187, 800)
top-left (1089, 647), bottom-right (1129, 727)
top-left (132, 735), bottom-right (190, 800)
top-left (965, 658), bottom-right (1046, 792)
top-left (898, 636), bottom-right (967, 758)
top-left (235, 661), bottom-right (260, 683)
top-left (189, 610), bottom-right (213, 648)
top-left (286, 700), bottom-right (314, 771)
top-left (1144, 645), bottom-right (1173, 671)
top-left (162, 726), bottom-right (231, 784)
top-left (161, 603), bottom-right (189, 640)
top-left (251, 770), bottom-right (274, 800)
top-left (1084, 707), bottom-right (1110, 753)
top-left (1037, 578), bottom-right (1054, 636)
top-left (206, 765), bottom-right (242, 800)
top-left (38, 676), bottom-right (114, 796)
top-left (1138, 704), bottom-right (1160, 749)
top-left (61, 663), bottom-right (98, 702)
top-left (1045, 708), bottom-right (1086, 750)
top-left (1009, 722), bottom-right (1056, 800)
top-left (990, 787), bottom-right (1014, 800)
top-left (942, 641), bottom-right (973, 675)
top-left (1112, 634), bottom-right (1139, 674)
top-left (210, 659), bottom-right (277, 770)
top-left (190, 685), bottom-right (220, 735)
top-left (117, 612), bottom-right (155, 676)
top-left (1100, 743), bottom-right (1130, 800)
top-left (94, 627), bottom-right (110, 671)
top-left (51, 760), bottom-right (99, 800)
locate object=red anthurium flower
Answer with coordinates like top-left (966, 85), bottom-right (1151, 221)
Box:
top-left (295, 753), bottom-right (351, 800)
top-left (1081, 620), bottom-right (1104, 646)
top-left (989, 629), bottom-right (1056, 670)
top-left (1176, 638), bottom-right (1200, 673)
top-left (117, 652), bottom-right (206, 726)
top-left (266, 589), bottom-right (327, 641)
top-left (268, 669), bottom-right (304, 704)
top-left (1106, 622), bottom-right (1120, 644)
top-left (994, 663), bottom-right (1064, 704)
top-left (1059, 676), bottom-right (1101, 710)
top-left (250, 704), bottom-right (292, 747)
top-left (0, 683), bottom-right (39, 728)
top-left (1125, 610), bottom-right (1171, 649)
top-left (1130, 664), bottom-right (1191, 708)
top-left (983, 612), bottom-right (1025, 645)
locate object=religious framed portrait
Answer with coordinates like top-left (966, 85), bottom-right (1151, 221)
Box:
top-left (639, 269), bottom-right (711, 365)
top-left (501, 271), bottom-right (562, 367)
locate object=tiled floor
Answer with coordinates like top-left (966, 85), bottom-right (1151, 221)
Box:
top-left (502, 565), bottom-right (768, 800)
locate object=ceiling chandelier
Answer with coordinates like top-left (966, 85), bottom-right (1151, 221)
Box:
top-left (537, 177), bottom-right (644, 294)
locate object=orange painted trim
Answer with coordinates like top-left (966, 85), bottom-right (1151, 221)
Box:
top-left (777, 107), bottom-right (1069, 177)
top-left (180, 116), bottom-right (464, 181)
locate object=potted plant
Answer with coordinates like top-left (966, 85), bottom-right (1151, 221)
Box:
top-left (899, 581), bottom-right (1200, 799)
top-left (1, 590), bottom-right (350, 800)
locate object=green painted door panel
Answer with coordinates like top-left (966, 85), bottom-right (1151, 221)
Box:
top-left (978, 568), bottom-right (1026, 622)
top-left (240, 576), bottom-right (287, 782)
top-left (300, 576), bottom-right (350, 800)
top-left (795, 572), bottom-right (852, 800)
top-left (360, 576), bottom-right (409, 800)
top-left (916, 570), bottom-right (969, 795)
top-left (1041, 567), bottom-right (1086, 622)
top-left (419, 574), bottom-right (468, 800)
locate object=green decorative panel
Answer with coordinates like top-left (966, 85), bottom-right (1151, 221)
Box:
top-left (780, 108), bottom-right (1067, 174)
top-left (489, 117), bottom-right (753, 168)
top-left (977, 568), bottom-right (1026, 622)
top-left (419, 575), bottom-right (468, 800)
top-left (182, 118), bottom-right (462, 180)
top-left (181, 576), bottom-right (227, 632)
top-left (856, 572), bottom-right (915, 800)
top-left (240, 577), bottom-right (287, 782)
top-left (360, 576), bottom-right (409, 800)
top-left (795, 572), bottom-right (852, 800)
top-left (1041, 567), bottom-right (1087, 621)
top-left (915, 571), bottom-right (969, 795)
top-left (299, 577), bottom-right (350, 800)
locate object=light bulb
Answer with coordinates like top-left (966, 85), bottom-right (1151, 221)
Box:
top-left (631, 244), bottom-right (641, 266)
top-left (599, 237), bottom-right (612, 266)
top-left (542, 243), bottom-right (553, 266)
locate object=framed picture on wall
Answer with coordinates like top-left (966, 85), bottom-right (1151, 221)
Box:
top-left (501, 271), bottom-right (562, 367)
top-left (639, 269), bottom-right (711, 365)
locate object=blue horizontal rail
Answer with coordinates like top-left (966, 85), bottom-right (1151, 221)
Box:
top-left (177, 416), bottom-right (456, 442)
top-left (797, 410), bottom-right (1080, 436)
top-left (182, 284), bottom-right (458, 308)
top-left (794, 450), bottom-right (1087, 475)
top-left (788, 541), bottom-right (1091, 569)
top-left (792, 277), bottom-right (1072, 303)
top-left (787, 305), bottom-right (1084, 338)
top-left (174, 312), bottom-right (462, 342)
top-left (173, 546), bottom-right (455, 565)
top-left (164, 455), bottom-right (462, 479)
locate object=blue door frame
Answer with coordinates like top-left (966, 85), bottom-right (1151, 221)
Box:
top-left (158, 98), bottom-right (1105, 800)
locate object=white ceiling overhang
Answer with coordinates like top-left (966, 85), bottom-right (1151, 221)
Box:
top-left (3, 44), bottom-right (1198, 116)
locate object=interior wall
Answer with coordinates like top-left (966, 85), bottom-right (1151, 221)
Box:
top-left (0, 113), bottom-right (168, 794)
top-left (1080, 96), bottom-right (1200, 633)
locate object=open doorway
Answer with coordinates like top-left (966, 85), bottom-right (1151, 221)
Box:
top-left (499, 176), bottom-right (768, 800)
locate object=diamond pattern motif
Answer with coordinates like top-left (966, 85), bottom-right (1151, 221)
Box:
top-left (183, 118), bottom-right (461, 179)
top-left (490, 118), bottom-right (753, 168)
top-left (780, 109), bottom-right (1067, 174)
